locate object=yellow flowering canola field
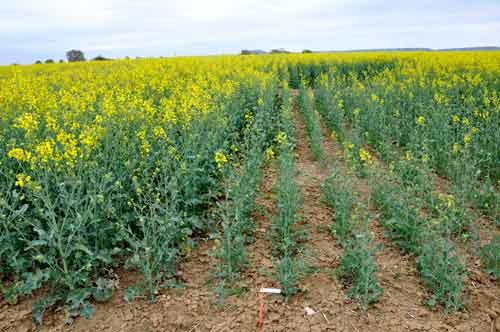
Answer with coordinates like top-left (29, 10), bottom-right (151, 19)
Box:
top-left (0, 52), bottom-right (499, 325)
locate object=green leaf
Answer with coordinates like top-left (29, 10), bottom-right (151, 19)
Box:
top-left (74, 243), bottom-right (93, 256)
top-left (80, 302), bottom-right (95, 319)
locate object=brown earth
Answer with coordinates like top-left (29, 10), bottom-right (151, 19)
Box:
top-left (1, 95), bottom-right (499, 332)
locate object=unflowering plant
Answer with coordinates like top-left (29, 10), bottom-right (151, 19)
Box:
top-left (270, 103), bottom-right (308, 299)
top-left (417, 238), bottom-right (466, 313)
top-left (468, 177), bottom-right (500, 223)
top-left (337, 232), bottom-right (383, 310)
top-left (212, 85), bottom-right (281, 300)
top-left (371, 182), bottom-right (425, 255)
top-left (278, 82), bottom-right (296, 147)
top-left (431, 193), bottom-right (472, 239)
top-left (123, 211), bottom-right (181, 302)
top-left (371, 172), bottom-right (466, 313)
top-left (393, 156), bottom-right (434, 196)
top-left (273, 256), bottom-right (304, 300)
top-left (315, 74), bottom-right (346, 143)
top-left (298, 82), bottom-right (324, 162)
top-left (213, 145), bottom-right (266, 285)
top-left (322, 173), bottom-right (356, 246)
top-left (271, 142), bottom-right (303, 257)
top-left (480, 235), bottom-right (500, 279)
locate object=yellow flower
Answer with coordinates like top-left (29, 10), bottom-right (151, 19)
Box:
top-left (436, 193), bottom-right (455, 210)
top-left (463, 133), bottom-right (472, 146)
top-left (136, 129), bottom-right (150, 156)
top-left (405, 151), bottom-right (413, 161)
top-left (14, 113), bottom-right (38, 135)
top-left (79, 125), bottom-right (103, 152)
top-left (452, 143), bottom-right (460, 154)
top-left (359, 148), bottom-right (373, 165)
top-left (415, 116), bottom-right (425, 126)
top-left (214, 150), bottom-right (228, 169)
top-left (421, 154), bottom-right (429, 163)
top-left (452, 115), bottom-right (460, 124)
top-left (433, 93), bottom-right (447, 105)
top-left (152, 126), bottom-right (167, 139)
top-left (446, 195), bottom-right (455, 209)
top-left (15, 173), bottom-right (31, 188)
top-left (462, 117), bottom-right (470, 126)
top-left (14, 173), bottom-right (41, 191)
top-left (56, 130), bottom-right (79, 166)
top-left (7, 148), bottom-right (32, 163)
top-left (265, 147), bottom-right (275, 160)
top-left (276, 131), bottom-right (288, 145)
top-left (34, 140), bottom-right (57, 164)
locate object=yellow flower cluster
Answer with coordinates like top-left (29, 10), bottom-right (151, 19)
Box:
top-left (15, 173), bottom-right (31, 188)
top-left (276, 131), bottom-right (288, 145)
top-left (415, 116), bottom-right (425, 126)
top-left (1, 51), bottom-right (498, 187)
top-left (265, 147), bottom-right (275, 160)
top-left (14, 173), bottom-right (41, 191)
top-left (8, 148), bottom-right (32, 163)
top-left (214, 150), bottom-right (228, 169)
top-left (1, 56), bottom-right (278, 171)
top-left (359, 148), bottom-right (373, 165)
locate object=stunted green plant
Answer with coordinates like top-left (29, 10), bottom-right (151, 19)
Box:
top-left (417, 238), bottom-right (466, 313)
top-left (371, 174), bottom-right (466, 313)
top-left (337, 232), bottom-right (383, 310)
top-left (278, 82), bottom-right (296, 145)
top-left (269, 105), bottom-right (308, 299)
top-left (214, 210), bottom-right (247, 281)
top-left (271, 145), bottom-right (303, 256)
top-left (273, 256), bottom-right (311, 300)
top-left (315, 73), bottom-right (346, 143)
top-left (393, 156), bottom-right (434, 196)
top-left (469, 177), bottom-right (499, 223)
top-left (212, 83), bottom-right (283, 303)
top-left (429, 193), bottom-right (473, 240)
top-left (124, 195), bottom-right (182, 302)
top-left (322, 173), bottom-right (356, 245)
top-left (480, 235), bottom-right (500, 279)
top-left (298, 82), bottom-right (324, 161)
top-left (371, 182), bottom-right (425, 255)
top-left (212, 149), bottom-right (265, 284)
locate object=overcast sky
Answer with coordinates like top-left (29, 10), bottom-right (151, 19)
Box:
top-left (1, 0), bottom-right (499, 64)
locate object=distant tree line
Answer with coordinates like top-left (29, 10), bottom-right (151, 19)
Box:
top-left (34, 50), bottom-right (111, 64)
top-left (240, 49), bottom-right (315, 55)
top-left (32, 47), bottom-right (317, 65)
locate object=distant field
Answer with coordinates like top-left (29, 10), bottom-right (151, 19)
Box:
top-left (0, 52), bottom-right (499, 331)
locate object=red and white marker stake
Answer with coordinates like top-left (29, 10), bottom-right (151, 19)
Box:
top-left (258, 288), bottom-right (281, 330)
